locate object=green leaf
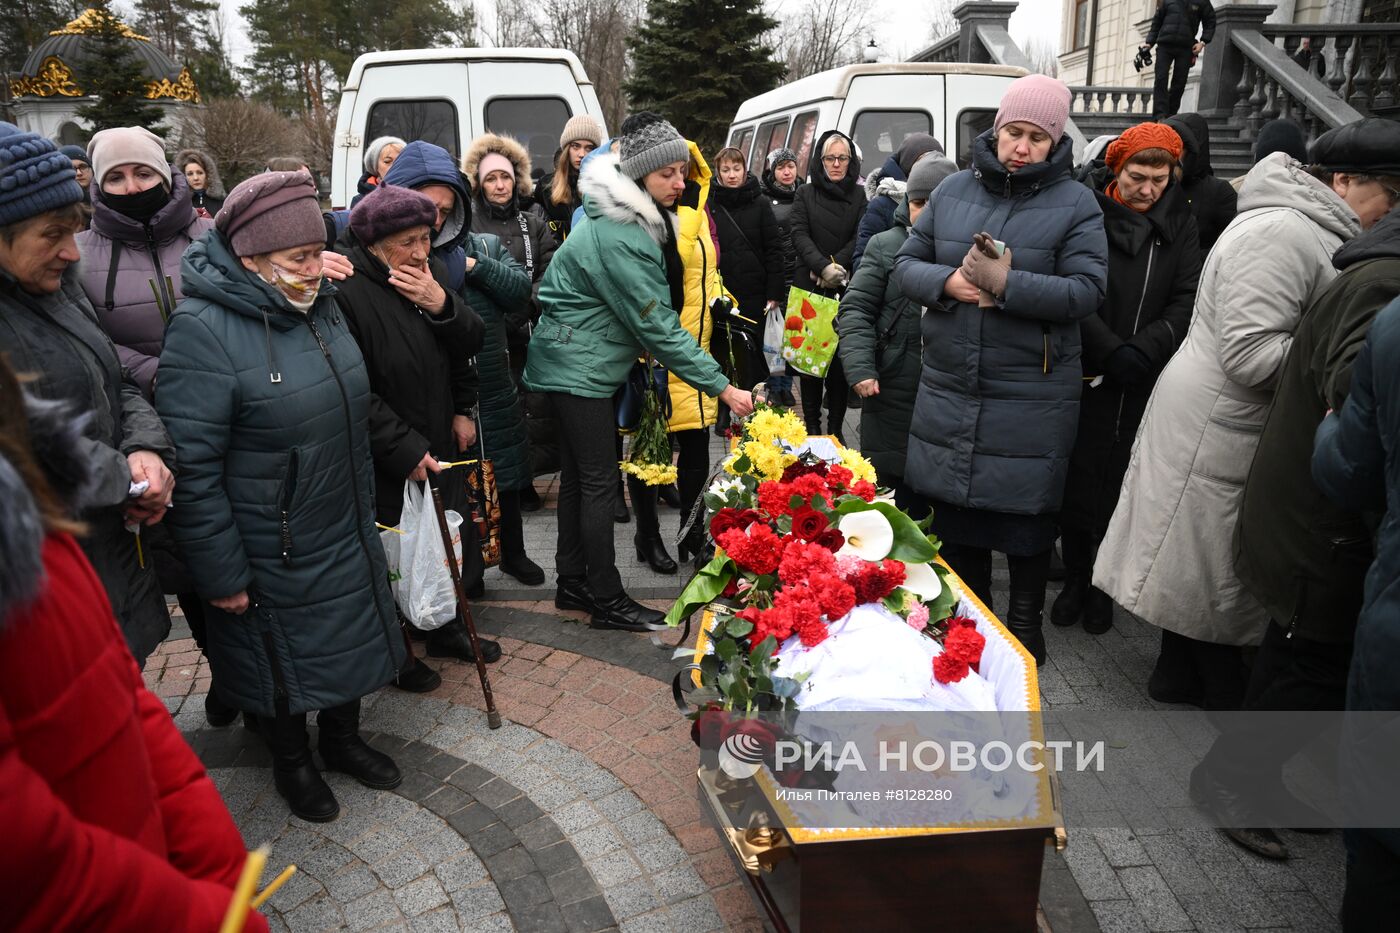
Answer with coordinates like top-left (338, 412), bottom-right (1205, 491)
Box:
top-left (727, 617), bottom-right (754, 638)
top-left (717, 671), bottom-right (735, 695)
top-left (755, 675), bottom-right (773, 696)
top-left (664, 555), bottom-right (734, 628)
top-left (789, 494), bottom-right (807, 511)
top-left (772, 676), bottom-right (802, 698)
top-left (699, 654), bottom-right (719, 686)
top-left (834, 500), bottom-right (937, 563)
top-left (715, 637), bottom-right (738, 662)
top-left (751, 635), bottom-right (777, 661)
top-left (926, 561), bottom-right (959, 623)
top-left (703, 492), bottom-right (725, 513)
top-left (732, 453), bottom-right (752, 473)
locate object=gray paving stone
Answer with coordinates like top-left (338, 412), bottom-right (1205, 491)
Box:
top-left (561, 894), bottom-right (615, 933)
top-left (416, 826), bottom-right (471, 864)
top-left (588, 848), bottom-right (645, 888)
top-left (474, 777), bottom-right (524, 810)
top-left (546, 864), bottom-right (601, 906)
top-left (484, 844), bottom-right (536, 883)
top-left (1140, 834), bottom-right (1215, 898)
top-left (552, 799), bottom-right (603, 834)
top-left (435, 853), bottom-right (490, 892)
top-left (346, 889), bottom-right (401, 932)
top-left (629, 836), bottom-right (688, 869)
top-left (603, 881), bottom-right (662, 921)
top-left (395, 769), bottom-right (441, 802)
top-left (351, 825), bottom-right (411, 864)
top-left (1118, 866), bottom-right (1194, 932)
top-left (284, 893), bottom-right (345, 933)
top-left (515, 816), bottom-right (567, 851)
top-left (512, 901), bottom-right (569, 933)
top-left (1094, 828), bottom-right (1153, 868)
top-left (664, 894), bottom-right (723, 933)
top-left (533, 840), bottom-right (585, 875)
top-left (328, 864), bottom-right (380, 902)
top-left (471, 820), bottom-right (520, 857)
top-left (447, 763), bottom-right (495, 793)
top-left (620, 912), bottom-right (675, 933)
top-left (652, 863), bottom-right (706, 903)
top-left (530, 779), bottom-right (582, 811)
top-left (451, 883), bottom-right (508, 920)
top-left (374, 848), bottom-right (430, 889)
top-left (498, 872), bottom-right (553, 914)
top-left (301, 841), bottom-right (357, 880)
top-left (393, 875), bottom-right (450, 918)
top-left (1090, 899), bottom-right (1152, 933)
top-left (447, 802), bottom-right (497, 836)
top-left (1062, 828), bottom-right (1129, 900)
top-left (422, 784), bottom-right (473, 817)
top-left (594, 788), bottom-right (645, 822)
top-left (460, 911), bottom-right (515, 933)
top-left (570, 824), bottom-right (624, 860)
top-left (616, 809), bottom-right (668, 844)
top-left (407, 906), bottom-right (460, 933)
top-left (1178, 891), bottom-right (1252, 933)
top-left (266, 867), bottom-right (322, 912)
top-left (419, 751), bottom-right (466, 781)
top-left (574, 766), bottom-right (626, 800)
top-left (496, 795), bottom-right (545, 829)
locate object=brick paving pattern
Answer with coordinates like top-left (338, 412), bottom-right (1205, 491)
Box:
top-left (141, 417), bottom-right (1347, 932)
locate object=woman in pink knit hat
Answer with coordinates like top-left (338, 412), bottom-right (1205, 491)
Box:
top-left (894, 74), bottom-right (1109, 666)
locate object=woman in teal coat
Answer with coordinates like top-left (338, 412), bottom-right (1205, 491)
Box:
top-left (526, 114), bottom-right (754, 632)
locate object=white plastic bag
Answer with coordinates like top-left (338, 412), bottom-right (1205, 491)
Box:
top-left (762, 304), bottom-right (786, 376)
top-left (388, 480), bottom-right (462, 630)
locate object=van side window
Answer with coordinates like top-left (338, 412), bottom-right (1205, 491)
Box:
top-left (754, 118), bottom-right (789, 168)
top-left (850, 110), bottom-right (933, 173)
top-left (485, 98), bottom-right (573, 181)
top-left (956, 109), bottom-right (997, 169)
top-left (731, 126), bottom-right (755, 166)
top-left (367, 99), bottom-right (459, 159)
top-left (788, 111), bottom-right (818, 178)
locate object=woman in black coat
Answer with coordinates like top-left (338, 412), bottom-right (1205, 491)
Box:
top-left (1163, 113), bottom-right (1237, 252)
top-left (1055, 123), bottom-right (1200, 635)
top-left (761, 147), bottom-right (802, 403)
top-left (790, 129), bottom-right (867, 438)
top-left (711, 147), bottom-right (785, 419)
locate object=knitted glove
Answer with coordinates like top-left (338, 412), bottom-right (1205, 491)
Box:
top-left (960, 243), bottom-right (1012, 299)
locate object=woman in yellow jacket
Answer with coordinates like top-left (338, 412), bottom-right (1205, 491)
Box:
top-left (630, 139), bottom-right (735, 572)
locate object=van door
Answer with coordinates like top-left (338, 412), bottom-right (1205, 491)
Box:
top-left (468, 60), bottom-right (589, 185)
top-left (945, 74), bottom-right (1015, 168)
top-left (837, 74), bottom-right (944, 173)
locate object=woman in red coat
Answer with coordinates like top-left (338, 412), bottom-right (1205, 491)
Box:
top-left (0, 358), bottom-right (266, 932)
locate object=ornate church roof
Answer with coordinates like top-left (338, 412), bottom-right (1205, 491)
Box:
top-left (9, 9), bottom-right (200, 103)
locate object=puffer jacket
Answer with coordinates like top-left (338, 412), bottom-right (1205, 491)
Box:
top-left (1145, 0), bottom-right (1216, 48)
top-left (837, 197), bottom-right (922, 479)
top-left (524, 148), bottom-right (730, 402)
top-left (1, 400), bottom-right (262, 932)
top-left (76, 173), bottom-right (213, 397)
top-left (334, 237), bottom-right (484, 524)
top-left (791, 130), bottom-right (867, 283)
top-left (666, 141), bottom-right (734, 433)
top-left (1060, 170), bottom-right (1200, 535)
top-left (760, 170), bottom-right (800, 289)
top-left (1234, 208), bottom-right (1400, 644)
top-left (0, 267), bottom-right (172, 665)
top-left (1312, 297), bottom-right (1400, 859)
top-left (156, 230), bottom-right (404, 716)
top-left (710, 172), bottom-right (784, 323)
top-left (894, 129), bottom-right (1109, 515)
top-left (1095, 152), bottom-right (1361, 646)
top-left (1164, 113), bottom-right (1237, 251)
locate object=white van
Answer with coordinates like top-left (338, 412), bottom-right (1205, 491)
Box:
top-left (726, 63), bottom-right (1027, 180)
top-left (331, 48), bottom-right (606, 208)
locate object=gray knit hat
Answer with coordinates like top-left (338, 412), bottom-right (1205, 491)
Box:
top-left (617, 112), bottom-right (690, 181)
top-left (905, 152), bottom-right (958, 201)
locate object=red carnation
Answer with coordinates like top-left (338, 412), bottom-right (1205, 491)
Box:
top-left (851, 558), bottom-right (907, 604)
top-left (809, 572), bottom-right (856, 620)
top-left (758, 481), bottom-right (794, 518)
top-left (789, 507), bottom-right (830, 543)
top-left (778, 540), bottom-right (837, 585)
top-left (933, 652), bottom-right (971, 684)
top-left (716, 524), bottom-right (783, 575)
top-left (826, 464), bottom-right (853, 489)
top-left (944, 625), bottom-right (986, 668)
top-left (790, 472), bottom-right (832, 504)
top-left (852, 480), bottom-right (878, 502)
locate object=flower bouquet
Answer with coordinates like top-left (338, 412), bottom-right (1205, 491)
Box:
top-left (619, 361), bottom-right (677, 487)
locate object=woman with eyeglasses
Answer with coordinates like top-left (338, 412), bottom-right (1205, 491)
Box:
top-left (790, 130), bottom-right (867, 440)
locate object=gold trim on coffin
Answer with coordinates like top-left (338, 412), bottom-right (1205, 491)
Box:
top-left (689, 435), bottom-right (1059, 845)
top-left (9, 56), bottom-right (81, 98)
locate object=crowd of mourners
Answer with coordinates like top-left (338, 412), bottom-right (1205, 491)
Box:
top-left (3, 67), bottom-right (1400, 929)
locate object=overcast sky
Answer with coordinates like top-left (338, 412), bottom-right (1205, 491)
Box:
top-left (213, 0), bottom-right (1062, 75)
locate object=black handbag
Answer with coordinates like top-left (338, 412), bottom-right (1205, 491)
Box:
top-left (615, 359), bottom-right (671, 431)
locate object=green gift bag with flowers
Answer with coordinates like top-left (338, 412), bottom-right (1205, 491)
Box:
top-left (781, 286), bottom-right (840, 378)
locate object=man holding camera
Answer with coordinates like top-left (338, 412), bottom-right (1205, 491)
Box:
top-left (1142, 0), bottom-right (1217, 121)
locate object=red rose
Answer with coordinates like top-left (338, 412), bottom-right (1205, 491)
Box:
top-left (710, 507), bottom-right (761, 540)
top-left (692, 702), bottom-right (728, 749)
top-left (790, 507), bottom-right (829, 542)
top-left (720, 717), bottom-right (782, 759)
top-left (815, 528), bottom-right (845, 552)
top-left (781, 461), bottom-right (828, 483)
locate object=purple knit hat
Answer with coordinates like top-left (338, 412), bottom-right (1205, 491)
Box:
top-left (349, 184), bottom-right (438, 245)
top-left (994, 74), bottom-right (1073, 144)
top-left (216, 170), bottom-right (325, 257)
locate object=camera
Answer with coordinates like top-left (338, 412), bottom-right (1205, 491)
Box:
top-left (1134, 45), bottom-right (1153, 73)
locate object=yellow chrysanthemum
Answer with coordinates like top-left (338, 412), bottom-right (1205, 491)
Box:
top-left (839, 447), bottom-right (878, 484)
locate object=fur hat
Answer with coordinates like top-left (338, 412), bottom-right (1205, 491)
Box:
top-left (0, 122), bottom-right (84, 227)
top-left (216, 170), bottom-right (325, 257)
top-left (559, 114), bottom-right (604, 150)
top-left (87, 126), bottom-right (171, 189)
top-left (462, 133), bottom-right (533, 198)
top-left (994, 74), bottom-right (1073, 144)
top-left (767, 147), bottom-right (798, 169)
top-left (617, 112), bottom-right (690, 182)
top-left (350, 184), bottom-right (438, 245)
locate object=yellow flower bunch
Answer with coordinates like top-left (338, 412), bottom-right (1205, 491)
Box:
top-left (621, 460), bottom-right (679, 485)
top-left (839, 447), bottom-right (878, 484)
top-left (721, 407), bottom-right (808, 482)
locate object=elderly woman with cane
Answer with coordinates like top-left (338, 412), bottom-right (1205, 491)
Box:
top-left (157, 170), bottom-right (406, 823)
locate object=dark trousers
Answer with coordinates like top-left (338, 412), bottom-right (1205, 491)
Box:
top-left (1200, 620), bottom-right (1352, 789)
top-left (1344, 829), bottom-right (1400, 931)
top-left (263, 696), bottom-right (361, 767)
top-left (1153, 44), bottom-right (1194, 119)
top-left (548, 392), bottom-right (624, 599)
top-left (626, 428), bottom-right (709, 543)
top-left (939, 544), bottom-right (1051, 615)
top-left (798, 357), bottom-right (847, 439)
top-left (1154, 629), bottom-right (1247, 710)
top-left (498, 489), bottom-right (526, 559)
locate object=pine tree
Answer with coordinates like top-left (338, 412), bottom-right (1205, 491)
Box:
top-left (625, 0), bottom-right (784, 154)
top-left (73, 0), bottom-right (168, 135)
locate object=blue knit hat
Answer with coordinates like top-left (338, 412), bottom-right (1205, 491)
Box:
top-left (0, 123), bottom-right (84, 227)
top-left (57, 144), bottom-right (89, 165)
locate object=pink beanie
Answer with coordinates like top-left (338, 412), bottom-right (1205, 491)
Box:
top-left (994, 74), bottom-right (1073, 144)
top-left (477, 151), bottom-right (515, 182)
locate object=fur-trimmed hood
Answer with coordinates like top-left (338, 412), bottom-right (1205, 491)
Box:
top-left (173, 148), bottom-right (225, 199)
top-left (0, 392), bottom-right (96, 624)
top-left (578, 148), bottom-right (677, 245)
top-left (462, 133), bottom-right (534, 198)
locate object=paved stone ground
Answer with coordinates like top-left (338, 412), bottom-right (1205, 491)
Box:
top-left (143, 409), bottom-right (1348, 932)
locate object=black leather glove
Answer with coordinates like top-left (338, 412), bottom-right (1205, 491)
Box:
top-left (1104, 344), bottom-right (1154, 388)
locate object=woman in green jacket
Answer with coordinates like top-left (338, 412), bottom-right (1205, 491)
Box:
top-left (526, 114), bottom-right (754, 632)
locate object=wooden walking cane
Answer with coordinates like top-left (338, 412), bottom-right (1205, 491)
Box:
top-left (426, 471), bottom-right (502, 729)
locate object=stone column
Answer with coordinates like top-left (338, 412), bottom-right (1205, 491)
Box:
top-left (952, 1), bottom-right (1019, 64)
top-left (1196, 3), bottom-right (1275, 117)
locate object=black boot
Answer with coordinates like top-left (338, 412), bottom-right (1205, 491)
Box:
top-left (1189, 762), bottom-right (1290, 860)
top-left (556, 575), bottom-right (598, 613)
top-left (591, 592), bottom-right (666, 632)
top-left (500, 553), bottom-right (545, 585)
top-left (393, 655), bottom-right (442, 693)
top-left (1081, 585), bottom-right (1114, 634)
top-left (267, 709), bottom-right (339, 822)
top-left (1051, 530), bottom-right (1093, 627)
top-left (1050, 573), bottom-right (1087, 627)
top-left (1148, 630), bottom-right (1204, 706)
top-left (658, 483), bottom-right (682, 508)
top-left (613, 480), bottom-right (631, 523)
top-left (205, 687), bottom-right (239, 727)
top-left (940, 544), bottom-right (994, 614)
top-left (317, 700), bottom-right (402, 790)
top-left (519, 484), bottom-right (543, 512)
top-left (629, 476), bottom-right (676, 574)
top-left (676, 465), bottom-right (709, 566)
top-left (1006, 589), bottom-right (1048, 666)
top-left (426, 617), bottom-right (502, 663)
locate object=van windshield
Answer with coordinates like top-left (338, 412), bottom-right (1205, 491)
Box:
top-left (851, 110), bottom-right (933, 173)
top-left (367, 99), bottom-right (459, 159)
top-left (485, 98), bottom-right (573, 182)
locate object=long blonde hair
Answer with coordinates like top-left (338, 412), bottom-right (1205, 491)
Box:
top-left (550, 148), bottom-right (576, 206)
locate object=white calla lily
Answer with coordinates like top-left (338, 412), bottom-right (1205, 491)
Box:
top-left (836, 509), bottom-right (894, 561)
top-left (901, 561), bottom-right (942, 600)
